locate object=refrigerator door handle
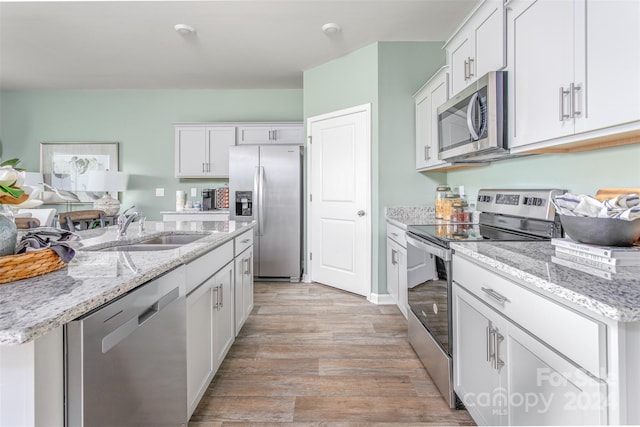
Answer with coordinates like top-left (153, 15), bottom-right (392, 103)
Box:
top-left (253, 166), bottom-right (260, 233)
top-left (258, 166), bottom-right (265, 236)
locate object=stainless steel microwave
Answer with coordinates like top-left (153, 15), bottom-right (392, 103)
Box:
top-left (437, 71), bottom-right (508, 162)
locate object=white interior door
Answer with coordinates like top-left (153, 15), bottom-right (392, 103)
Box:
top-left (308, 104), bottom-right (371, 297)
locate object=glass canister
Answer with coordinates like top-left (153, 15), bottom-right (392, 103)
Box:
top-left (435, 185), bottom-right (451, 219)
top-left (443, 192), bottom-right (461, 221)
top-left (451, 202), bottom-right (464, 223)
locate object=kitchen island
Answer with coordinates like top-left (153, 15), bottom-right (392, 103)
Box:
top-left (450, 240), bottom-right (640, 425)
top-left (0, 220), bottom-right (254, 427)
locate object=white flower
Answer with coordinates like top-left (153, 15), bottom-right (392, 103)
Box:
top-left (0, 166), bottom-right (23, 188)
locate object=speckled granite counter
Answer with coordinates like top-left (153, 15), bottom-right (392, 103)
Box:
top-left (451, 241), bottom-right (640, 322)
top-left (385, 206), bottom-right (436, 229)
top-left (0, 220), bottom-right (254, 345)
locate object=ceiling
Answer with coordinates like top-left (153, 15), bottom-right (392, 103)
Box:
top-left (0, 0), bottom-right (478, 90)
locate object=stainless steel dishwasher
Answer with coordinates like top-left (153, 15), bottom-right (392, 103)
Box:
top-left (66, 265), bottom-right (188, 427)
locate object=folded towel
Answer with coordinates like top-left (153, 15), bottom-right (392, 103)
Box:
top-left (553, 193), bottom-right (640, 221)
top-left (16, 228), bottom-right (79, 263)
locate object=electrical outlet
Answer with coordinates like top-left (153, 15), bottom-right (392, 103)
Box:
top-left (155, 188), bottom-right (164, 197)
top-left (190, 187), bottom-right (197, 197)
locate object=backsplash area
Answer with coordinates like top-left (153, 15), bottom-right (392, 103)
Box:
top-left (446, 144), bottom-right (640, 203)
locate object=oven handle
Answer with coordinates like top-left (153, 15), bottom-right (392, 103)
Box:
top-left (406, 234), bottom-right (450, 261)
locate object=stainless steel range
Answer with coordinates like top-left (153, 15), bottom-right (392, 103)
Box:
top-left (405, 189), bottom-right (565, 408)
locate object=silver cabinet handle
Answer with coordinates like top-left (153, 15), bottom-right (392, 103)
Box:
top-left (463, 59), bottom-right (469, 80)
top-left (219, 283), bottom-right (223, 308)
top-left (202, 162), bottom-right (206, 173)
top-left (570, 83), bottom-right (581, 117)
top-left (493, 330), bottom-right (505, 370)
top-left (243, 258), bottom-right (251, 275)
top-left (241, 239), bottom-right (251, 244)
top-left (481, 287), bottom-right (509, 304)
top-left (357, 210), bottom-right (365, 217)
top-left (486, 325), bottom-right (494, 363)
top-left (425, 145), bottom-right (431, 160)
top-left (213, 285), bottom-right (219, 310)
top-left (559, 86), bottom-right (571, 121)
top-left (468, 57), bottom-right (474, 79)
top-left (391, 232), bottom-right (398, 238)
top-left (391, 249), bottom-right (398, 265)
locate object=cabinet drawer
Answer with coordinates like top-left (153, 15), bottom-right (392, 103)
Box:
top-left (453, 255), bottom-right (606, 378)
top-left (186, 241), bottom-right (234, 294)
top-left (234, 230), bottom-right (253, 256)
top-left (386, 222), bottom-right (406, 248)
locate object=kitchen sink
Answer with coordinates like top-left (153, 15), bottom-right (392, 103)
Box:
top-left (97, 244), bottom-right (182, 252)
top-left (137, 234), bottom-right (206, 245)
top-left (82, 233), bottom-right (208, 252)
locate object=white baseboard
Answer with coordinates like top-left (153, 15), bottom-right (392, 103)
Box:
top-left (368, 293), bottom-right (395, 305)
top-left (301, 273), bottom-right (311, 283)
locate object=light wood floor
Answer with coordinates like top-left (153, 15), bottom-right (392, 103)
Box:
top-left (189, 281), bottom-right (475, 426)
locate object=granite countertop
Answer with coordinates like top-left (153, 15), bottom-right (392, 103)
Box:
top-left (385, 206), bottom-right (437, 229)
top-left (0, 220), bottom-right (254, 345)
top-left (451, 241), bottom-right (640, 322)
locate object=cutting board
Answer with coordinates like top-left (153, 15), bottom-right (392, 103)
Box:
top-left (595, 188), bottom-right (640, 201)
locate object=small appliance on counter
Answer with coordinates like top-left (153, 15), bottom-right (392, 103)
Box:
top-left (202, 188), bottom-right (229, 211)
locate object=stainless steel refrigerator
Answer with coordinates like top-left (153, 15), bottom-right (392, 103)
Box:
top-left (229, 145), bottom-right (302, 281)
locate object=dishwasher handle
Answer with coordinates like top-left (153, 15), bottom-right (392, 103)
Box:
top-left (102, 286), bottom-right (180, 353)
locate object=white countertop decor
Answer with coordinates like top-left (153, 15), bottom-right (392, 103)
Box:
top-left (0, 220), bottom-right (254, 345)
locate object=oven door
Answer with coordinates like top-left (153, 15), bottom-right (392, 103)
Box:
top-left (406, 233), bottom-right (452, 354)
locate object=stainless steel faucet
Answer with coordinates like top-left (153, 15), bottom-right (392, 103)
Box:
top-left (117, 206), bottom-right (139, 239)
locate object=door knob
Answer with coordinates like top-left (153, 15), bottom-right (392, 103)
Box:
top-left (357, 210), bottom-right (365, 217)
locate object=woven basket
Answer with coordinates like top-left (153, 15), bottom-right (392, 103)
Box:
top-left (0, 249), bottom-right (66, 284)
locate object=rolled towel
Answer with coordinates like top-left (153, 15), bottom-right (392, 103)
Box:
top-left (554, 193), bottom-right (640, 221)
top-left (16, 228), bottom-right (79, 263)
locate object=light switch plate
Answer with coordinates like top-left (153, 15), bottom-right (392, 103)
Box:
top-left (190, 187), bottom-right (197, 197)
top-left (155, 188), bottom-right (164, 197)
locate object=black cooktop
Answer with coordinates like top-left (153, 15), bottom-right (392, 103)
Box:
top-left (408, 222), bottom-right (546, 247)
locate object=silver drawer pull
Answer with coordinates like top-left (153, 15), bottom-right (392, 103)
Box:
top-left (391, 232), bottom-right (398, 238)
top-left (241, 239), bottom-right (251, 244)
top-left (481, 287), bottom-right (509, 304)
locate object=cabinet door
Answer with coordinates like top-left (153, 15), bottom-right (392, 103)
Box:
top-left (213, 261), bottom-right (235, 371)
top-left (506, 324), bottom-right (608, 425)
top-left (386, 238), bottom-right (399, 304)
top-left (272, 125), bottom-right (304, 144)
top-left (507, 0), bottom-right (575, 148)
top-left (206, 127), bottom-right (236, 178)
top-left (186, 278), bottom-right (214, 417)
top-left (575, 0), bottom-right (640, 134)
top-left (473, 0), bottom-right (505, 80)
top-left (453, 283), bottom-right (506, 425)
top-left (449, 35), bottom-right (472, 96)
top-left (415, 69), bottom-right (449, 170)
top-left (234, 247), bottom-right (254, 335)
top-left (397, 245), bottom-right (408, 318)
top-left (242, 247), bottom-right (254, 325)
top-left (237, 126), bottom-right (271, 145)
top-left (175, 126), bottom-right (207, 177)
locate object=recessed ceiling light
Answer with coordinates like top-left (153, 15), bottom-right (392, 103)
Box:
top-left (322, 23), bottom-right (342, 35)
top-left (174, 24), bottom-right (196, 35)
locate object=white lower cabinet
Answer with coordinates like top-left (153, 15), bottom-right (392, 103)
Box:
top-left (186, 275), bottom-right (215, 415)
top-left (234, 246), bottom-right (254, 335)
top-left (213, 261), bottom-right (235, 372)
top-left (453, 254), bottom-right (608, 425)
top-left (386, 222), bottom-right (408, 318)
top-left (186, 236), bottom-right (254, 418)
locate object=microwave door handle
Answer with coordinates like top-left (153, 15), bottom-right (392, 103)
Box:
top-left (466, 92), bottom-right (481, 141)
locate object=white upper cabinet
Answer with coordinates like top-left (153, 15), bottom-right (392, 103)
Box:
top-left (445, 0), bottom-right (505, 97)
top-left (415, 66), bottom-right (449, 170)
top-left (237, 124), bottom-right (304, 145)
top-left (175, 125), bottom-right (236, 178)
top-left (507, 0), bottom-right (640, 150)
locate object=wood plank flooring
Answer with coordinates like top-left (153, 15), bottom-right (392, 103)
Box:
top-left (189, 282), bottom-right (475, 426)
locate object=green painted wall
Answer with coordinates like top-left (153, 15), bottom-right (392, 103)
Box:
top-left (446, 144), bottom-right (640, 204)
top-left (0, 89), bottom-right (303, 219)
top-left (303, 42), bottom-right (446, 295)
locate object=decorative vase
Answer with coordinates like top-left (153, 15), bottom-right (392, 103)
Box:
top-left (0, 208), bottom-right (17, 257)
